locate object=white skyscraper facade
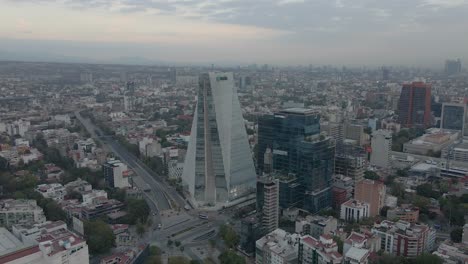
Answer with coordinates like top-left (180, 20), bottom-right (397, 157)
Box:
top-left (182, 72), bottom-right (256, 208)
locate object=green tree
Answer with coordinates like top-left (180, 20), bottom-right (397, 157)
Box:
top-left (168, 256), bottom-right (190, 264)
top-left (373, 253), bottom-right (409, 264)
top-left (364, 171), bottom-right (380, 180)
top-left (149, 246), bottom-right (162, 256)
top-left (416, 183), bottom-right (440, 199)
top-left (390, 182), bottom-right (405, 199)
top-left (220, 224), bottom-right (240, 248)
top-left (43, 199), bottom-right (67, 221)
top-left (333, 236), bottom-right (343, 254)
top-left (127, 199), bottom-right (150, 224)
top-left (451, 228), bottom-right (463, 243)
top-left (84, 220), bottom-right (116, 254)
top-left (218, 250), bottom-right (246, 264)
top-left (412, 253), bottom-right (443, 264)
top-left (136, 222), bottom-right (146, 237)
top-left (413, 195), bottom-right (431, 213)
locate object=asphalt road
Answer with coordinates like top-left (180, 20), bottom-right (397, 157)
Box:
top-left (74, 110), bottom-right (176, 211)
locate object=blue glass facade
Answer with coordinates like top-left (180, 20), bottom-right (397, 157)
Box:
top-left (257, 109), bottom-right (334, 213)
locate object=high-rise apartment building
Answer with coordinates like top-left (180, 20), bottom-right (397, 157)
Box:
top-left (182, 72), bottom-right (256, 208)
top-left (370, 130), bottom-right (392, 168)
top-left (397, 82), bottom-right (432, 128)
top-left (257, 177), bottom-right (279, 234)
top-left (354, 179), bottom-right (386, 217)
top-left (257, 108), bottom-right (335, 213)
top-left (441, 103), bottom-right (467, 135)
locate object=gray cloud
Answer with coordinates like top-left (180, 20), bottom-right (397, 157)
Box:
top-left (2, 0), bottom-right (468, 65)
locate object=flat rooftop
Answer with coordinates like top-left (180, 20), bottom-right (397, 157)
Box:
top-left (0, 228), bottom-right (26, 257)
top-left (280, 108), bottom-right (317, 115)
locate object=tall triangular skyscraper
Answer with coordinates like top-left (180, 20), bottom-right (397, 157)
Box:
top-left (182, 72), bottom-right (256, 208)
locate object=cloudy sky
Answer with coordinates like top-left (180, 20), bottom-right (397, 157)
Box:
top-left (0, 0), bottom-right (467, 66)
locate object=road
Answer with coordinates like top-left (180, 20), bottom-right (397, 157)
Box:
top-left (74, 110), bottom-right (179, 212)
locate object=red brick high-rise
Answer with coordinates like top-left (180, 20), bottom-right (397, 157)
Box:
top-left (397, 82), bottom-right (432, 128)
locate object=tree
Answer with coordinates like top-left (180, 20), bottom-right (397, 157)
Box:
top-left (0, 156), bottom-right (9, 171)
top-left (168, 256), bottom-right (190, 264)
top-left (218, 250), bottom-right (246, 264)
top-left (127, 199), bottom-right (150, 224)
top-left (364, 171), bottom-right (380, 180)
top-left (333, 236), bottom-right (343, 254)
top-left (149, 246), bottom-right (162, 256)
top-left (451, 228), bottom-right (463, 243)
top-left (84, 220), bottom-right (115, 254)
top-left (175, 240), bottom-right (181, 247)
top-left (136, 222), bottom-right (146, 237)
top-left (416, 183), bottom-right (440, 199)
top-left (373, 253), bottom-right (409, 264)
top-left (413, 195), bottom-right (431, 214)
top-left (412, 253), bottom-right (443, 264)
top-left (41, 199), bottom-right (67, 221)
top-left (390, 182), bottom-right (405, 199)
top-left (220, 224), bottom-right (240, 248)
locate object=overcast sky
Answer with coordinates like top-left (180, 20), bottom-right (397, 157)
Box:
top-left (0, 0), bottom-right (467, 66)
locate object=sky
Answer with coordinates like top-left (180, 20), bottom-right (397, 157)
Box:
top-left (0, 0), bottom-right (467, 66)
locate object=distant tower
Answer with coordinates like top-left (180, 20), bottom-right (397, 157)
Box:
top-left (370, 130), bottom-right (392, 168)
top-left (382, 67), bottom-right (390, 81)
top-left (441, 103), bottom-right (467, 135)
top-left (182, 72), bottom-right (256, 208)
top-left (397, 82), bottom-right (432, 128)
top-left (445, 59), bottom-right (462, 75)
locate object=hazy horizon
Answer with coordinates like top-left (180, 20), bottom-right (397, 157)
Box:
top-left (1, 0), bottom-right (467, 67)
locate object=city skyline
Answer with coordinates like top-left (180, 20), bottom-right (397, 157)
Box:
top-left (1, 0), bottom-right (468, 66)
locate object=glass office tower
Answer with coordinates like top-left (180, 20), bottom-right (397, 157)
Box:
top-left (257, 108), bottom-right (335, 213)
top-left (182, 72), bottom-right (256, 208)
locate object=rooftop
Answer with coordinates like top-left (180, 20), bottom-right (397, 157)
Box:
top-left (280, 108), bottom-right (318, 115)
top-left (0, 227), bottom-right (26, 257)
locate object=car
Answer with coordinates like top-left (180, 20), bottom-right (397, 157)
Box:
top-left (157, 224), bottom-right (162, 229)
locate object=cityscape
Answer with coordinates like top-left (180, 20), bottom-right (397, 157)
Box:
top-left (0, 1), bottom-right (468, 264)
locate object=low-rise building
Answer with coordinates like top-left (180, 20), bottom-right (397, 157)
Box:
top-left (0, 223), bottom-right (89, 264)
top-left (81, 199), bottom-right (125, 220)
top-left (102, 159), bottom-right (130, 188)
top-left (371, 220), bottom-right (429, 258)
top-left (36, 183), bottom-right (66, 202)
top-left (344, 247), bottom-right (370, 264)
top-left (340, 199), bottom-right (370, 223)
top-left (295, 215), bottom-right (338, 239)
top-left (64, 178), bottom-right (92, 194)
top-left (12, 221), bottom-right (67, 246)
top-left (433, 240), bottom-right (468, 264)
top-left (0, 199), bottom-right (46, 228)
top-left (387, 205), bottom-right (419, 223)
top-left (298, 234), bottom-right (342, 264)
top-left (256, 229), bottom-right (300, 264)
top-left (403, 129), bottom-right (459, 156)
